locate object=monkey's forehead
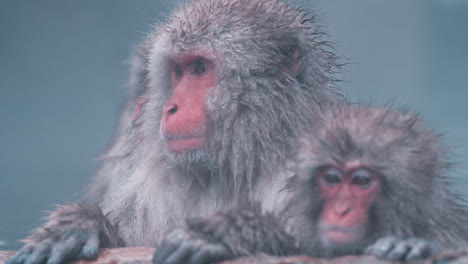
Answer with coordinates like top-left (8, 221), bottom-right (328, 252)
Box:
top-left (316, 104), bottom-right (426, 141)
top-left (297, 104), bottom-right (445, 168)
top-left (160, 0), bottom-right (314, 45)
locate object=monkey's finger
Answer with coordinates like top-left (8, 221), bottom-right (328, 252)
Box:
top-left (363, 245), bottom-right (375, 255)
top-left (153, 241), bottom-right (179, 264)
top-left (162, 239), bottom-right (200, 264)
top-left (6, 245), bottom-right (35, 264)
top-left (79, 232), bottom-right (100, 259)
top-left (386, 241), bottom-right (411, 260)
top-left (187, 244), bottom-right (231, 264)
top-left (154, 229), bottom-right (190, 264)
top-left (46, 235), bottom-right (84, 264)
top-left (24, 240), bottom-right (52, 264)
top-left (365, 237), bottom-right (397, 257)
top-left (46, 240), bottom-right (75, 264)
top-left (405, 240), bottom-right (433, 260)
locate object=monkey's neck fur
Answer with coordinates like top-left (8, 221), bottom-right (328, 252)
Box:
top-left (92, 111), bottom-right (302, 246)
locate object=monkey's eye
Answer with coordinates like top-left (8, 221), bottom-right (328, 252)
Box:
top-left (351, 169), bottom-right (372, 188)
top-left (174, 64), bottom-right (183, 78)
top-left (321, 167), bottom-right (342, 186)
top-left (192, 59), bottom-right (207, 75)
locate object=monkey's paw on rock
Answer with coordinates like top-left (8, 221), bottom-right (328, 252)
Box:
top-left (1, 248), bottom-right (467, 264)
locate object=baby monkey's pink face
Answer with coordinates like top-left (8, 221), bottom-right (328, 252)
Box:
top-left (316, 162), bottom-right (381, 247)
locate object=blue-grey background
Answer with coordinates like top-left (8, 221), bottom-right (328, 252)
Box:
top-left (0, 0), bottom-right (467, 250)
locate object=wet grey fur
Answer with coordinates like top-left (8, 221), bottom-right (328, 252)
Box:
top-left (153, 104), bottom-right (468, 263)
top-left (93, 0), bottom-right (342, 245)
top-left (287, 104), bottom-right (468, 257)
top-left (8, 0), bottom-right (343, 263)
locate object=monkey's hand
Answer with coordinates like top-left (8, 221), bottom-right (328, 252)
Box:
top-left (153, 228), bottom-right (233, 264)
top-left (7, 203), bottom-right (124, 264)
top-left (153, 205), bottom-right (298, 264)
top-left (364, 236), bottom-right (438, 261)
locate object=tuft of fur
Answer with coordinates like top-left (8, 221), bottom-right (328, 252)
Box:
top-left (286, 104), bottom-right (468, 257)
top-left (88, 0), bottom-right (344, 246)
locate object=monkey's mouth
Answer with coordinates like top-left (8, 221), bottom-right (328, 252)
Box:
top-left (321, 225), bottom-right (362, 245)
top-left (165, 134), bottom-right (205, 152)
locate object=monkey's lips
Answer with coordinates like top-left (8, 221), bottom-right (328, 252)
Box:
top-left (321, 225), bottom-right (362, 245)
top-left (165, 134), bottom-right (204, 152)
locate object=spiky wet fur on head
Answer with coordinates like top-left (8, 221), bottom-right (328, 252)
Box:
top-left (286, 104), bottom-right (468, 256)
top-left (91, 0), bottom-right (343, 246)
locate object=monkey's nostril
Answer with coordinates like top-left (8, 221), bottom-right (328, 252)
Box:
top-left (334, 204), bottom-right (351, 216)
top-left (168, 105), bottom-right (178, 115)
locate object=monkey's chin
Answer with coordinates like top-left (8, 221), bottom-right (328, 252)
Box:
top-left (165, 143), bottom-right (214, 168)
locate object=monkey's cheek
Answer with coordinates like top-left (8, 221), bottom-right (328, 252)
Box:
top-left (167, 138), bottom-right (204, 152)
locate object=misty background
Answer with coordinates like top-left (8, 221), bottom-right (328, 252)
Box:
top-left (0, 0), bottom-right (467, 250)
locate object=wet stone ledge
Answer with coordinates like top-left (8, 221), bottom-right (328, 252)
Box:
top-left (1, 247), bottom-right (467, 264)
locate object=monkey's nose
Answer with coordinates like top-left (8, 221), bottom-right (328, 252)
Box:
top-left (165, 104), bottom-right (178, 115)
top-left (334, 203), bottom-right (351, 217)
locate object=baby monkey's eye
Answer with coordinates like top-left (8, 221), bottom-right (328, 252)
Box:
top-left (321, 167), bottom-right (343, 186)
top-left (352, 169), bottom-right (372, 188)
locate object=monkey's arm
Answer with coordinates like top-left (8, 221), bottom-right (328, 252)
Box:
top-left (7, 203), bottom-right (124, 264)
top-left (153, 204), bottom-right (299, 264)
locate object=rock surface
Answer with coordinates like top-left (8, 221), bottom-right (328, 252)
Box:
top-left (1, 248), bottom-right (467, 264)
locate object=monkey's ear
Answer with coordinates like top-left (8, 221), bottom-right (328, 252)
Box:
top-left (283, 48), bottom-right (303, 77)
top-left (290, 49), bottom-right (303, 77)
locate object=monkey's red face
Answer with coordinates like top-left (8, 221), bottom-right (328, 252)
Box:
top-left (317, 164), bottom-right (381, 246)
top-left (162, 53), bottom-right (216, 153)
